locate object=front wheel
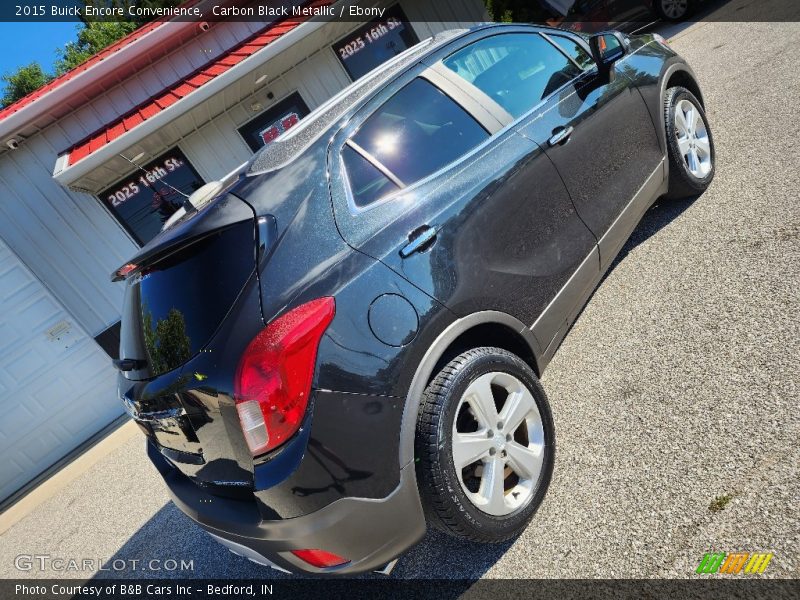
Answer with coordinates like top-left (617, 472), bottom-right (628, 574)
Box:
top-left (415, 347), bottom-right (555, 543)
top-left (664, 86), bottom-right (715, 199)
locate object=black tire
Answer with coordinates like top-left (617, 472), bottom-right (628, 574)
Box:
top-left (664, 86), bottom-right (715, 200)
top-left (655, 0), bottom-right (694, 21)
top-left (414, 347), bottom-right (555, 543)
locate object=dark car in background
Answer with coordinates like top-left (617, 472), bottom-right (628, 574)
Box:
top-left (114, 23), bottom-right (714, 575)
top-left (528, 0), bottom-right (700, 32)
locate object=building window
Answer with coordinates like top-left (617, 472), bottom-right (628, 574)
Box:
top-left (237, 92), bottom-right (310, 152)
top-left (332, 4), bottom-right (418, 81)
top-left (100, 148), bottom-right (204, 246)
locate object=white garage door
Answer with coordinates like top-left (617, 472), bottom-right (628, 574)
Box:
top-left (0, 238), bottom-right (122, 502)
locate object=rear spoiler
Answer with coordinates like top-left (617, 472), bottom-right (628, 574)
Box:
top-left (111, 192), bottom-right (255, 281)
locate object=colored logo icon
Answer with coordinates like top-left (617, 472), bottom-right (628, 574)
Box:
top-left (696, 552), bottom-right (774, 574)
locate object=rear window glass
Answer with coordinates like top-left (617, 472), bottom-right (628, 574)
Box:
top-left (348, 78), bottom-right (489, 196)
top-left (135, 221), bottom-right (255, 375)
top-left (342, 145), bottom-right (400, 208)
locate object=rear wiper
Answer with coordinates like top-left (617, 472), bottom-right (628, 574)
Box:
top-left (113, 358), bottom-right (147, 372)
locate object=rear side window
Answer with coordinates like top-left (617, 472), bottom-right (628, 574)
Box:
top-left (341, 145), bottom-right (400, 208)
top-left (343, 77), bottom-right (489, 207)
top-left (443, 33), bottom-right (583, 118)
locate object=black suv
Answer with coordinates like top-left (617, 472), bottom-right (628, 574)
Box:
top-left (115, 24), bottom-right (714, 575)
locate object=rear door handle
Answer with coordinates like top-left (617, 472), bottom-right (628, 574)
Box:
top-left (400, 226), bottom-right (437, 258)
top-left (548, 126), bottom-right (574, 147)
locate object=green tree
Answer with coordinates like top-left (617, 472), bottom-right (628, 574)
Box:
top-left (55, 21), bottom-right (139, 75)
top-left (142, 307), bottom-right (192, 374)
top-left (1, 1), bottom-right (184, 106)
top-left (0, 62), bottom-right (51, 107)
top-left (57, 1), bottom-right (185, 74)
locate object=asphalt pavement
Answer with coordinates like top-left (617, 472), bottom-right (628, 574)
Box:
top-left (0, 0), bottom-right (797, 581)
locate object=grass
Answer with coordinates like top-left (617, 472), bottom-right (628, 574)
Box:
top-left (709, 494), bottom-right (734, 513)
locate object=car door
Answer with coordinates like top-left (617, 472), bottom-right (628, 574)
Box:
top-left (607, 0), bottom-right (658, 30)
top-left (328, 61), bottom-right (598, 349)
top-left (561, 0), bottom-right (654, 32)
top-left (441, 29), bottom-right (664, 269)
top-left (512, 31), bottom-right (665, 270)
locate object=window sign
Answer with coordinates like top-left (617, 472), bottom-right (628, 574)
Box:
top-left (332, 4), bottom-right (418, 81)
top-left (238, 92), bottom-right (310, 152)
top-left (100, 148), bottom-right (204, 246)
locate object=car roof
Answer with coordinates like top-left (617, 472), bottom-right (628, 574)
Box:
top-left (245, 22), bottom-right (577, 176)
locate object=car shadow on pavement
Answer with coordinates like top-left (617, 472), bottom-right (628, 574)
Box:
top-left (608, 194), bottom-right (699, 272)
top-left (564, 193), bottom-right (700, 334)
top-left (91, 501), bottom-right (510, 581)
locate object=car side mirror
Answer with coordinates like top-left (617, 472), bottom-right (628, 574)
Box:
top-left (589, 32), bottom-right (629, 73)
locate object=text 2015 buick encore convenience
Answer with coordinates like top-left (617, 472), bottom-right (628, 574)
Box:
top-left (114, 24), bottom-right (714, 575)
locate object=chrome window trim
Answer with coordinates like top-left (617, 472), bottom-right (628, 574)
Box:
top-left (540, 32), bottom-right (589, 71)
top-left (344, 139), bottom-right (406, 188)
top-left (437, 31), bottom-right (599, 136)
top-left (336, 28), bottom-right (612, 216)
top-left (340, 120), bottom-right (519, 217)
top-left (423, 63), bottom-right (511, 130)
top-left (338, 74), bottom-right (497, 215)
top-left (340, 152), bottom-right (403, 216)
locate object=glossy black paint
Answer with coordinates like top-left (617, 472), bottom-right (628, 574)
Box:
top-left (516, 55), bottom-right (663, 252)
top-left (253, 390), bottom-right (404, 519)
top-left (567, 0), bottom-right (659, 33)
top-left (552, 0), bottom-right (702, 33)
top-left (333, 127), bottom-right (597, 342)
top-left (115, 23), bottom-right (704, 574)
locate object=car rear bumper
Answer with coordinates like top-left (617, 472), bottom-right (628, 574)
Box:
top-left (148, 442), bottom-right (426, 575)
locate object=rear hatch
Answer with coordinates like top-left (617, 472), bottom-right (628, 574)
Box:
top-left (116, 193), bottom-right (262, 488)
top-left (117, 193), bottom-right (258, 380)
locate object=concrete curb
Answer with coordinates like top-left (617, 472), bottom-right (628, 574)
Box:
top-left (0, 418), bottom-right (138, 535)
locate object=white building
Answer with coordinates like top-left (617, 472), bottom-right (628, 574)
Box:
top-left (0, 0), bottom-right (488, 503)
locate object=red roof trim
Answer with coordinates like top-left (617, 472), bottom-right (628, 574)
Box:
top-left (186, 73), bottom-right (213, 87)
top-left (203, 64), bottom-right (230, 77)
top-left (0, 1), bottom-right (213, 122)
top-left (63, 0), bottom-right (333, 168)
top-left (70, 142), bottom-right (92, 164)
top-left (107, 121), bottom-right (127, 140)
top-left (173, 82), bottom-right (197, 98)
top-left (0, 20), bottom-right (167, 122)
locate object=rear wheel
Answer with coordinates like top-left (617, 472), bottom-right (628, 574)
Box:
top-left (415, 347), bottom-right (554, 542)
top-left (664, 86), bottom-right (715, 199)
top-left (656, 0), bottom-right (693, 21)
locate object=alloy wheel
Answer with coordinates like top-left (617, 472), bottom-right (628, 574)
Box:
top-left (660, 0), bottom-right (689, 20)
top-left (451, 371), bottom-right (545, 516)
top-left (674, 98), bottom-right (712, 179)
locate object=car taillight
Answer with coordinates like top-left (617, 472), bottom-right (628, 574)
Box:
top-left (290, 549), bottom-right (349, 568)
top-left (235, 297), bottom-right (335, 456)
top-left (114, 263), bottom-right (138, 280)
